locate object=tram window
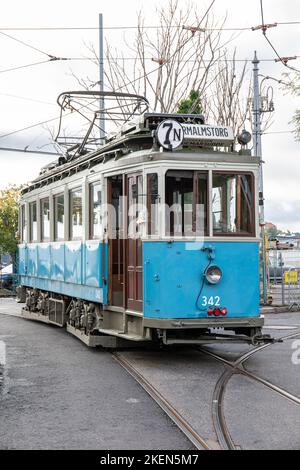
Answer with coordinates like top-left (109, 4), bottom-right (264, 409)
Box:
top-left (29, 202), bottom-right (37, 242)
top-left (212, 173), bottom-right (254, 235)
top-left (196, 172), bottom-right (208, 236)
top-left (90, 183), bottom-right (102, 239)
top-left (70, 188), bottom-right (83, 240)
top-left (21, 205), bottom-right (27, 243)
top-left (41, 198), bottom-right (50, 241)
top-left (54, 194), bottom-right (64, 241)
top-left (147, 173), bottom-right (159, 236)
top-left (165, 170), bottom-right (208, 236)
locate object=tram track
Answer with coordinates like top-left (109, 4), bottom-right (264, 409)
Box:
top-left (113, 330), bottom-right (300, 452)
top-left (2, 306), bottom-right (299, 450)
top-left (112, 351), bottom-right (212, 451)
top-left (198, 330), bottom-right (300, 450)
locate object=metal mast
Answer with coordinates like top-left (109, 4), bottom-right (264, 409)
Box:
top-left (252, 51), bottom-right (264, 220)
top-left (99, 13), bottom-right (105, 144)
top-left (252, 51), bottom-right (267, 304)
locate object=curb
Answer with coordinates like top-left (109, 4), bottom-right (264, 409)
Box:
top-left (260, 306), bottom-right (299, 314)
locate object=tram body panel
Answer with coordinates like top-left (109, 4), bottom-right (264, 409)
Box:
top-left (142, 240), bottom-right (260, 319)
top-left (18, 241), bottom-right (108, 304)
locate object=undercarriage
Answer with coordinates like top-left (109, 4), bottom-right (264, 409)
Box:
top-left (17, 286), bottom-right (271, 347)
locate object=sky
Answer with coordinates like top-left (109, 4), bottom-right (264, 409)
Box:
top-left (0, 0), bottom-right (300, 231)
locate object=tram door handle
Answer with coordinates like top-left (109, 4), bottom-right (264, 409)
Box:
top-left (117, 228), bottom-right (121, 282)
top-left (102, 240), bottom-right (107, 286)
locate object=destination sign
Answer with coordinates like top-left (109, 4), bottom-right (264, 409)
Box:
top-left (156, 119), bottom-right (234, 150)
top-left (182, 124), bottom-right (234, 145)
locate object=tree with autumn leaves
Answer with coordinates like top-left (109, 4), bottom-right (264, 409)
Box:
top-left (0, 185), bottom-right (21, 258)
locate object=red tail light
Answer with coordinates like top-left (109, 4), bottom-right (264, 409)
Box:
top-left (207, 307), bottom-right (228, 317)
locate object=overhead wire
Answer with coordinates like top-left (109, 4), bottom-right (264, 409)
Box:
top-left (0, 30), bottom-right (52, 58)
top-left (0, 92), bottom-right (56, 106)
top-left (0, 59), bottom-right (52, 74)
top-left (258, 0), bottom-right (300, 74)
top-left (0, 21), bottom-right (299, 31)
top-left (1, 0), bottom-right (299, 144)
top-left (0, 0), bottom-right (217, 141)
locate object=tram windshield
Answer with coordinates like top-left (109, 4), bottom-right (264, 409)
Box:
top-left (212, 173), bottom-right (254, 235)
top-left (164, 170), bottom-right (254, 237)
top-left (165, 170), bottom-right (208, 237)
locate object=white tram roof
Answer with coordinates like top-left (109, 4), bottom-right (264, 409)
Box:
top-left (21, 112), bottom-right (256, 196)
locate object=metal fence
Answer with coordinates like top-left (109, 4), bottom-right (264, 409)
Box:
top-left (266, 249), bottom-right (300, 308)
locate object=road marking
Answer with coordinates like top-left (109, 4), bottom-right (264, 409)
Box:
top-left (263, 325), bottom-right (299, 330)
top-left (0, 341), bottom-right (6, 366)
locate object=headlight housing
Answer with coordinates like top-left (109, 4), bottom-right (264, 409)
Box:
top-left (205, 265), bottom-right (222, 284)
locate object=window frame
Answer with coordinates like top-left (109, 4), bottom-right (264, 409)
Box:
top-left (21, 204), bottom-right (27, 243)
top-left (29, 201), bottom-right (37, 243)
top-left (40, 197), bottom-right (50, 242)
top-left (164, 169), bottom-right (209, 237)
top-left (54, 193), bottom-right (65, 242)
top-left (211, 170), bottom-right (255, 237)
top-left (69, 187), bottom-right (83, 241)
top-left (89, 182), bottom-right (102, 240)
top-left (147, 173), bottom-right (159, 237)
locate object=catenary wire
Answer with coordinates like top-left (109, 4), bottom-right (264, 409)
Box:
top-left (0, 92), bottom-right (56, 106)
top-left (0, 59), bottom-right (52, 74)
top-left (0, 0), bottom-right (216, 138)
top-left (0, 30), bottom-right (53, 58)
top-left (258, 0), bottom-right (300, 74)
top-left (0, 21), bottom-right (299, 31)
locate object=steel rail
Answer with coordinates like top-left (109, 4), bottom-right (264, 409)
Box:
top-left (239, 368), bottom-right (300, 406)
top-left (112, 352), bottom-right (211, 451)
top-left (4, 308), bottom-right (299, 449)
top-left (212, 369), bottom-right (238, 450)
top-left (198, 330), bottom-right (300, 450)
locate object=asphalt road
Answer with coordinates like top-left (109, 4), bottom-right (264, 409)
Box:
top-left (0, 298), bottom-right (299, 450)
top-left (0, 299), bottom-right (193, 450)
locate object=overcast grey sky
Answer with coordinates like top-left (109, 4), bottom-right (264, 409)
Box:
top-left (0, 0), bottom-right (299, 231)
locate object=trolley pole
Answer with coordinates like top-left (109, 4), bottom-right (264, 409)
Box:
top-left (99, 13), bottom-right (105, 145)
top-left (252, 51), bottom-right (267, 304)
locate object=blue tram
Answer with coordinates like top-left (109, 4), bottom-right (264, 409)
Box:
top-left (17, 92), bottom-right (264, 346)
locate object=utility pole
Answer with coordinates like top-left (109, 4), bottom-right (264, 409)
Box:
top-left (99, 13), bottom-right (105, 145)
top-left (252, 51), bottom-right (267, 304)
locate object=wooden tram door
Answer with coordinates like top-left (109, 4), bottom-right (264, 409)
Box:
top-left (126, 173), bottom-right (143, 313)
top-left (108, 173), bottom-right (143, 313)
top-left (108, 175), bottom-right (125, 307)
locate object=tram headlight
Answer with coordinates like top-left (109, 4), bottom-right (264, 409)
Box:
top-left (205, 265), bottom-right (222, 284)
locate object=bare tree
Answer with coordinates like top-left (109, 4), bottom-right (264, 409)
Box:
top-left (282, 71), bottom-right (300, 140)
top-left (203, 49), bottom-right (252, 137)
top-left (84, 0), bottom-right (234, 114)
top-left (69, 0), bottom-right (260, 142)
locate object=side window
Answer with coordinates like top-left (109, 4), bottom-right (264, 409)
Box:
top-left (90, 183), bottom-right (102, 239)
top-left (54, 194), bottom-right (64, 241)
top-left (70, 188), bottom-right (83, 240)
top-left (147, 173), bottom-right (159, 236)
top-left (21, 204), bottom-right (27, 243)
top-left (29, 202), bottom-right (37, 242)
top-left (196, 172), bottom-right (208, 236)
top-left (41, 198), bottom-right (50, 242)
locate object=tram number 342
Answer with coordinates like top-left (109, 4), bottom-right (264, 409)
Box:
top-left (201, 296), bottom-right (221, 307)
